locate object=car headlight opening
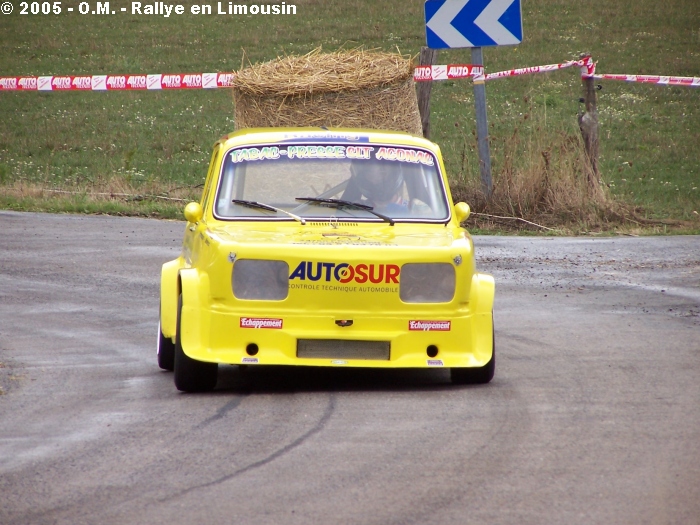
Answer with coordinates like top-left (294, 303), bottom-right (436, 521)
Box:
top-left (399, 263), bottom-right (455, 303)
top-left (232, 259), bottom-right (289, 300)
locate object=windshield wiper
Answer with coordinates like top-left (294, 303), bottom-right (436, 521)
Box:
top-left (295, 197), bottom-right (394, 226)
top-left (232, 199), bottom-right (306, 225)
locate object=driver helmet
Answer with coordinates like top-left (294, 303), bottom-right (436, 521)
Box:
top-left (352, 162), bottom-right (404, 204)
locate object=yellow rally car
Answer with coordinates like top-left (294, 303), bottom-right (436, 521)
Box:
top-left (157, 128), bottom-right (495, 392)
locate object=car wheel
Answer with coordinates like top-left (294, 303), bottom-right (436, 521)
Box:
top-left (451, 322), bottom-right (495, 385)
top-left (157, 317), bottom-right (175, 371)
top-left (173, 295), bottom-right (218, 392)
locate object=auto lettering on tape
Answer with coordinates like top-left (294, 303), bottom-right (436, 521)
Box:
top-left (107, 76), bottom-right (127, 89)
top-left (19, 77), bottom-right (37, 90)
top-left (127, 75), bottom-right (147, 89)
top-left (0, 78), bottom-right (17, 90)
top-left (217, 73), bottom-right (235, 87)
top-left (161, 74), bottom-right (183, 89)
top-left (52, 77), bottom-right (72, 90)
top-left (182, 74), bottom-right (202, 88)
top-left (72, 77), bottom-right (92, 90)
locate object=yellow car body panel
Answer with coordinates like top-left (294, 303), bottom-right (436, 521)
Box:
top-left (160, 127), bottom-right (494, 376)
top-left (159, 258), bottom-right (182, 340)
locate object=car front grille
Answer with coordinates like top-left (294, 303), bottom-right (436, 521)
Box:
top-left (297, 339), bottom-right (390, 360)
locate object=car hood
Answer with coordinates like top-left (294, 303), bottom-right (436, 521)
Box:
top-left (206, 224), bottom-right (468, 250)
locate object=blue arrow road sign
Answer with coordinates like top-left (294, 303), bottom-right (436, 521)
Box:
top-left (425, 0), bottom-right (523, 48)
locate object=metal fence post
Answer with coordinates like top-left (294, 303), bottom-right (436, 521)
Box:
top-left (471, 47), bottom-right (493, 199)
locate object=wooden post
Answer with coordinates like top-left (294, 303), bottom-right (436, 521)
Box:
top-left (578, 56), bottom-right (602, 195)
top-left (416, 47), bottom-right (438, 139)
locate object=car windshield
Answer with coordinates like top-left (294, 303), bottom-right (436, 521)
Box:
top-left (214, 143), bottom-right (450, 222)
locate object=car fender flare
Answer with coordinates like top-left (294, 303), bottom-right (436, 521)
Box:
top-left (470, 272), bottom-right (495, 315)
top-left (470, 272), bottom-right (495, 361)
top-left (160, 258), bottom-right (183, 340)
top-left (178, 268), bottom-right (209, 358)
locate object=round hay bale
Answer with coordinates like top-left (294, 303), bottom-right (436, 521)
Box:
top-left (232, 48), bottom-right (422, 135)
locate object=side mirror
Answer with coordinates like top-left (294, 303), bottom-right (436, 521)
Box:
top-left (184, 202), bottom-right (203, 224)
top-left (454, 202), bottom-right (471, 223)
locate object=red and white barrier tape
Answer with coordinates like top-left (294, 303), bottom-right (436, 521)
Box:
top-left (413, 58), bottom-right (593, 82)
top-left (481, 58), bottom-right (592, 82)
top-left (2, 57), bottom-right (697, 90)
top-left (592, 74), bottom-right (700, 87)
top-left (413, 64), bottom-right (484, 82)
top-left (0, 73), bottom-right (235, 91)
top-left (0, 67), bottom-right (485, 88)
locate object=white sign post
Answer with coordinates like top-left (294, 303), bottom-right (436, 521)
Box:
top-left (425, 0), bottom-right (523, 198)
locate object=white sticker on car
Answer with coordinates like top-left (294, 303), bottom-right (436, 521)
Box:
top-left (240, 317), bottom-right (283, 329)
top-left (409, 320), bottom-right (451, 331)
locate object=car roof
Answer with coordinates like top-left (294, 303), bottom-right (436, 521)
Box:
top-left (215, 127), bottom-right (441, 153)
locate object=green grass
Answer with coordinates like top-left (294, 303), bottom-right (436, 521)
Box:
top-left (0, 0), bottom-right (698, 228)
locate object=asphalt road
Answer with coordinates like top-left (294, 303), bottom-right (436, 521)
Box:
top-left (1, 210), bottom-right (699, 525)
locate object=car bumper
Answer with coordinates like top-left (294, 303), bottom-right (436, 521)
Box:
top-left (178, 273), bottom-right (495, 369)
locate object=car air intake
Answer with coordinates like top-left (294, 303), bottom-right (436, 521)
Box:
top-left (297, 339), bottom-right (390, 360)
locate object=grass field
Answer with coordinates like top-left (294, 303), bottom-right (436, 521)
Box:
top-left (0, 0), bottom-right (698, 232)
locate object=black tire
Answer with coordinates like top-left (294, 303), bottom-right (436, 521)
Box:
top-left (157, 317), bottom-right (175, 371)
top-left (173, 295), bottom-right (218, 392)
top-left (451, 322), bottom-right (495, 385)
